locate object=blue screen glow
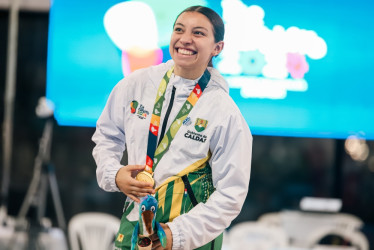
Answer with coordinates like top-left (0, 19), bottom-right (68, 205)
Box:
top-left (46, 0), bottom-right (374, 139)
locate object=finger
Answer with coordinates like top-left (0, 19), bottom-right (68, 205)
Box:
top-left (151, 239), bottom-right (161, 249)
top-left (132, 190), bottom-right (156, 197)
top-left (130, 178), bottom-right (155, 188)
top-left (130, 186), bottom-right (155, 193)
top-left (134, 191), bottom-right (154, 198)
top-left (126, 165), bottom-right (146, 171)
top-left (150, 234), bottom-right (159, 241)
top-left (127, 194), bottom-right (140, 203)
top-left (131, 169), bottom-right (142, 178)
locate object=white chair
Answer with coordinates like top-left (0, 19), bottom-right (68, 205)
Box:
top-left (305, 226), bottom-right (369, 250)
top-left (332, 213), bottom-right (363, 232)
top-left (38, 227), bottom-right (69, 250)
top-left (68, 212), bottom-right (120, 250)
top-left (221, 230), bottom-right (231, 250)
top-left (257, 212), bottom-right (282, 227)
top-left (279, 211), bottom-right (365, 247)
top-left (228, 221), bottom-right (289, 250)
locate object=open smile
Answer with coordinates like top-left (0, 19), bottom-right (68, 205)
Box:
top-left (176, 47), bottom-right (197, 56)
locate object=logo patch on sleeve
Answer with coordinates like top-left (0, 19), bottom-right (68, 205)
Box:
top-left (117, 233), bottom-right (124, 242)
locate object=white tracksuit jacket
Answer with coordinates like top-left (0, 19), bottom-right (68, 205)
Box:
top-left (92, 60), bottom-right (252, 249)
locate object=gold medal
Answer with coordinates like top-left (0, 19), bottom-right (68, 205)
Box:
top-left (136, 171), bottom-right (155, 186)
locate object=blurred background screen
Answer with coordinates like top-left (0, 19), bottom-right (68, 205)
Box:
top-left (46, 0), bottom-right (374, 139)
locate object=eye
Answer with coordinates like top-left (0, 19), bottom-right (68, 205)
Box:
top-left (194, 31), bottom-right (205, 36)
top-left (174, 27), bottom-right (183, 32)
top-left (141, 205), bottom-right (146, 212)
top-left (150, 206), bottom-right (156, 212)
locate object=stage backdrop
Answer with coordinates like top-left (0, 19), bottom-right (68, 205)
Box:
top-left (46, 0), bottom-right (374, 139)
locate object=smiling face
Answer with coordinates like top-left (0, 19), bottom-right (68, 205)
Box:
top-left (169, 11), bottom-right (224, 79)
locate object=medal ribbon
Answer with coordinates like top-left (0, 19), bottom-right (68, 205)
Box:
top-left (145, 66), bottom-right (211, 174)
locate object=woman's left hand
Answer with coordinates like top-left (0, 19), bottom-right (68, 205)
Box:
top-left (151, 223), bottom-right (173, 250)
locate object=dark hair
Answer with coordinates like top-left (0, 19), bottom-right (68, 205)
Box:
top-left (173, 6), bottom-right (225, 66)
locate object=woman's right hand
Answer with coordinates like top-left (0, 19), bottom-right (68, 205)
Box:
top-left (115, 165), bottom-right (155, 203)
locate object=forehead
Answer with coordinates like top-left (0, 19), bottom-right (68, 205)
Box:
top-left (175, 11), bottom-right (213, 30)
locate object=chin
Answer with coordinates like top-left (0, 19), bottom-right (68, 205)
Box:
top-left (173, 59), bottom-right (192, 67)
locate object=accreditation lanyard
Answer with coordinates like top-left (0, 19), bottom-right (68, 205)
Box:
top-left (144, 66), bottom-right (211, 174)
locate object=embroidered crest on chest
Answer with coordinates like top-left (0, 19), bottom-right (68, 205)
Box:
top-left (184, 118), bottom-right (209, 143)
top-left (131, 100), bottom-right (149, 120)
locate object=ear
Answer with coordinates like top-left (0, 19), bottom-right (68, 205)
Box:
top-left (213, 41), bottom-right (224, 56)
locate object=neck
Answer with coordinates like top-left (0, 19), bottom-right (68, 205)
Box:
top-left (173, 65), bottom-right (206, 80)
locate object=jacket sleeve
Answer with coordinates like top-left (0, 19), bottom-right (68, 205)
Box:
top-left (92, 82), bottom-right (127, 192)
top-left (167, 111), bottom-right (253, 250)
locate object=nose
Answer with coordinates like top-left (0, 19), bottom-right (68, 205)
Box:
top-left (179, 32), bottom-right (192, 44)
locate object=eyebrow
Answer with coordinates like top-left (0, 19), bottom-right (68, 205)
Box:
top-left (174, 23), bottom-right (209, 32)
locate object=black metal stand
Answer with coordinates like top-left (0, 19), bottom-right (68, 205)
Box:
top-left (14, 118), bottom-right (67, 249)
top-left (333, 139), bottom-right (345, 199)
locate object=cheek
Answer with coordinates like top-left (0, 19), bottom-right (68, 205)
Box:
top-left (200, 45), bottom-right (215, 58)
top-left (169, 37), bottom-right (176, 54)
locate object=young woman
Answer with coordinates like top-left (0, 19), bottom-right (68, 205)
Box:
top-left (92, 6), bottom-right (252, 250)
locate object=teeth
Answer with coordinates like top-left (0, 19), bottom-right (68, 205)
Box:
top-left (178, 48), bottom-right (194, 55)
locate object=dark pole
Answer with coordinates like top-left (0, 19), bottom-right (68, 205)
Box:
top-left (1, 0), bottom-right (20, 219)
top-left (333, 139), bottom-right (345, 199)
